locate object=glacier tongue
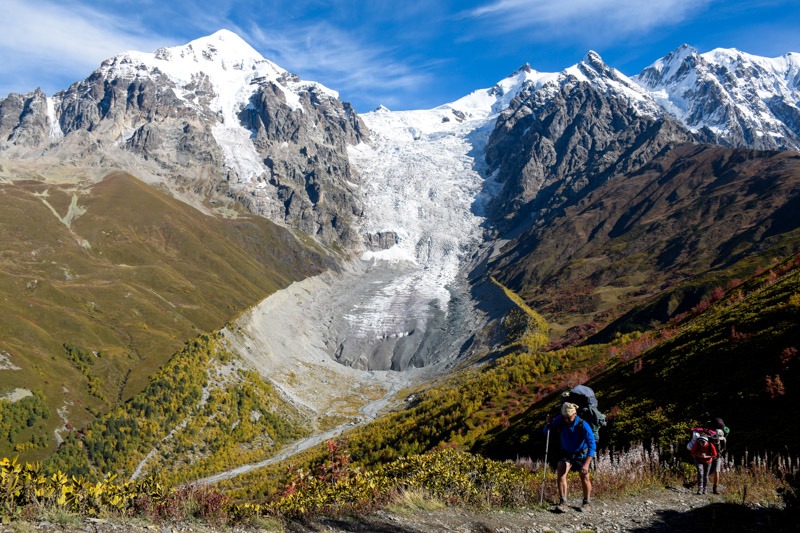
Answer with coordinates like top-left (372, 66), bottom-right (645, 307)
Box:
top-left (351, 107), bottom-right (494, 306)
top-left (335, 104), bottom-right (497, 370)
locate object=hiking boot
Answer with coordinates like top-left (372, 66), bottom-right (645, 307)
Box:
top-left (553, 498), bottom-right (567, 513)
top-left (712, 485), bottom-right (720, 494)
top-left (702, 487), bottom-right (708, 495)
top-left (578, 499), bottom-right (591, 512)
top-left (696, 488), bottom-right (702, 495)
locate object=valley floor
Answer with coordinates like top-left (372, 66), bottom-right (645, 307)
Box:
top-left (8, 486), bottom-right (789, 532)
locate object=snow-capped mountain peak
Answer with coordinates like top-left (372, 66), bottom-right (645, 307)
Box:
top-left (96, 29), bottom-right (311, 108)
top-left (80, 29), bottom-right (348, 187)
top-left (558, 51), bottom-right (660, 115)
top-left (438, 64), bottom-right (557, 122)
top-left (153, 29), bottom-right (266, 66)
top-left (633, 45), bottom-right (800, 149)
top-left (636, 44), bottom-right (699, 86)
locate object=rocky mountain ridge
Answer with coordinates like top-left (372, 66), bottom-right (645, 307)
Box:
top-left (0, 30), bottom-right (367, 248)
top-left (3, 38), bottom-right (799, 252)
top-left (487, 144), bottom-right (800, 335)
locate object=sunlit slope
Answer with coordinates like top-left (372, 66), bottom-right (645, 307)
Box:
top-left (476, 256), bottom-right (800, 459)
top-left (46, 333), bottom-right (309, 483)
top-left (0, 172), bottom-right (327, 461)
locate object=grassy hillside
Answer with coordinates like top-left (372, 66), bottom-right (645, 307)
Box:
top-left (45, 332), bottom-right (309, 484)
top-left (0, 172), bottom-right (328, 462)
top-left (477, 253), bottom-right (800, 460)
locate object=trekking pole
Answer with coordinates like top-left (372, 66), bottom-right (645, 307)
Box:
top-left (540, 425), bottom-right (551, 506)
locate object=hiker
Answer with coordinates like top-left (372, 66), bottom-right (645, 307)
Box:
top-left (543, 402), bottom-right (596, 511)
top-left (690, 434), bottom-right (718, 494)
top-left (707, 417), bottom-right (729, 494)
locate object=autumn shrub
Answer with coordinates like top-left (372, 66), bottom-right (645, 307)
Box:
top-left (0, 456), bottom-right (261, 526)
top-left (270, 448), bottom-right (539, 517)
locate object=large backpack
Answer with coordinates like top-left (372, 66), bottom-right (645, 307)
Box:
top-left (562, 385), bottom-right (606, 444)
top-left (686, 419), bottom-right (729, 453)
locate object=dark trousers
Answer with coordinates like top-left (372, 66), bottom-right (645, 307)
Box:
top-left (695, 461), bottom-right (711, 488)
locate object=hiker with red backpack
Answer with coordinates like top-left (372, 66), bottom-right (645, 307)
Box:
top-left (690, 434), bottom-right (718, 494)
top-left (543, 402), bottom-right (596, 511)
top-left (686, 417), bottom-right (730, 494)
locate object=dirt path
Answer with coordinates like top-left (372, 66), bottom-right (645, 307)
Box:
top-left (287, 486), bottom-right (789, 532)
top-left (17, 485), bottom-right (789, 532)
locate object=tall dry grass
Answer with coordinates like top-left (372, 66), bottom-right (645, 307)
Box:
top-left (520, 442), bottom-right (796, 507)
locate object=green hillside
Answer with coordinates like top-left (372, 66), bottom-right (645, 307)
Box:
top-left (45, 333), bottom-right (309, 483)
top-left (0, 172), bottom-right (328, 462)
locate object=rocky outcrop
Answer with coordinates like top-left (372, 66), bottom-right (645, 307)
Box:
top-left (364, 231), bottom-right (399, 251)
top-left (57, 69), bottom-right (198, 137)
top-left (0, 89), bottom-right (49, 149)
top-left (237, 79), bottom-right (367, 246)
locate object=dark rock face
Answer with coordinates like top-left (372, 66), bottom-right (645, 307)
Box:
top-left (237, 79), bottom-right (367, 246)
top-left (485, 79), bottom-right (693, 232)
top-left (57, 69), bottom-right (196, 136)
top-left (364, 231), bottom-right (399, 251)
top-left (0, 89), bottom-right (49, 148)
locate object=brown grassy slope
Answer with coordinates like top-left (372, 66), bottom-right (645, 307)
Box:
top-left (489, 144), bottom-right (800, 337)
top-left (0, 172), bottom-right (328, 461)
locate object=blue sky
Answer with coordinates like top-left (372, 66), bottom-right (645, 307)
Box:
top-left (1, 0), bottom-right (798, 112)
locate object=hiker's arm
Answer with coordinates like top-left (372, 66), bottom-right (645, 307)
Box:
top-left (584, 421), bottom-right (597, 458)
top-left (581, 456), bottom-right (592, 474)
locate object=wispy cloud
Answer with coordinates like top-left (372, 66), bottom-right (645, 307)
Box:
top-left (468, 0), bottom-right (716, 41)
top-left (245, 22), bottom-right (435, 109)
top-left (0, 0), bottom-right (170, 95)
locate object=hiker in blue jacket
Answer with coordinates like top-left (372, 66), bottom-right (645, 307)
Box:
top-left (544, 402), bottom-right (596, 511)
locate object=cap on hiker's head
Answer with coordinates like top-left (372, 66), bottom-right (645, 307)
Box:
top-left (561, 403), bottom-right (577, 416)
top-left (698, 435), bottom-right (709, 442)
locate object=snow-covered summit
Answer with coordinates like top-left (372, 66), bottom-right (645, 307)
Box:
top-left (562, 51), bottom-right (661, 115)
top-left (70, 29), bottom-right (350, 186)
top-left (152, 29), bottom-right (268, 67)
top-left (439, 51), bottom-right (661, 123)
top-left (634, 45), bottom-right (800, 149)
top-left (95, 28), bottom-right (337, 112)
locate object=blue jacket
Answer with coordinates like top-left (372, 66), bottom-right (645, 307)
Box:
top-left (543, 415), bottom-right (596, 458)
